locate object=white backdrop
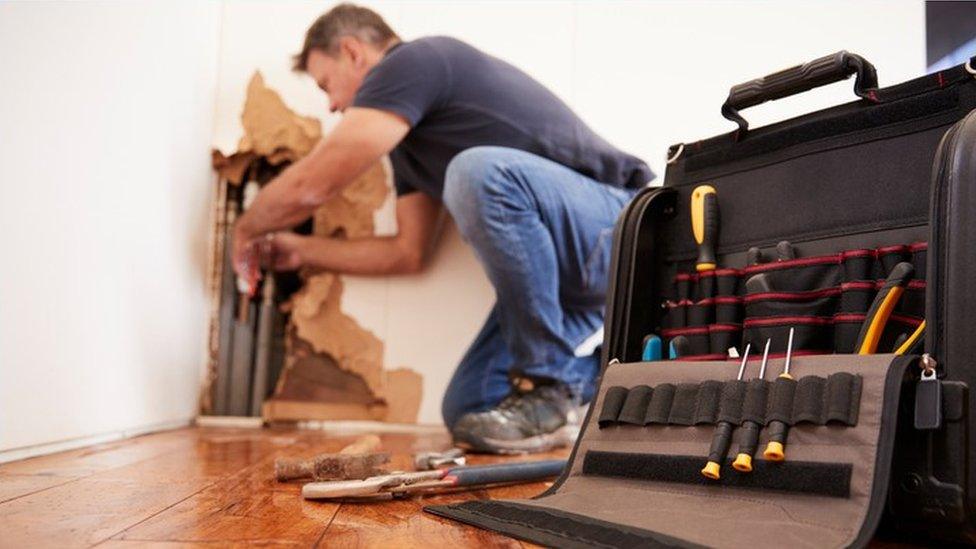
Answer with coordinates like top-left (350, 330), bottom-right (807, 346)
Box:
top-left (212, 0), bottom-right (926, 424)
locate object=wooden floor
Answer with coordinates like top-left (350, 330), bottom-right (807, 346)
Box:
top-left (0, 425), bottom-right (565, 548)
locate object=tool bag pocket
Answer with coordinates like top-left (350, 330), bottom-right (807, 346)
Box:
top-left (428, 354), bottom-right (915, 549)
top-left (661, 244), bottom-right (927, 357)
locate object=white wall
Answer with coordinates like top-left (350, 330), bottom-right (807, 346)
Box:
top-left (0, 1), bottom-right (221, 457)
top-left (213, 1), bottom-right (925, 424)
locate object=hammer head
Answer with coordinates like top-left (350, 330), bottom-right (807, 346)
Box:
top-left (275, 452), bottom-right (390, 482)
top-left (413, 448), bottom-right (466, 470)
top-left (314, 452), bottom-right (390, 480)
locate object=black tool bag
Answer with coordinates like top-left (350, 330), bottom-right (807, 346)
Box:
top-left (427, 52), bottom-right (976, 547)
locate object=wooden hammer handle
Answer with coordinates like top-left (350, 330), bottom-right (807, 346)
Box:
top-left (339, 434), bottom-right (381, 455)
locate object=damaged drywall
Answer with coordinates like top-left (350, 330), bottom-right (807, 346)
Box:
top-left (212, 72), bottom-right (322, 185)
top-left (313, 161), bottom-right (388, 239)
top-left (208, 70), bottom-right (422, 422)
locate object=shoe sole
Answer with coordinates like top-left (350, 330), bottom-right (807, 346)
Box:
top-left (454, 424), bottom-right (580, 455)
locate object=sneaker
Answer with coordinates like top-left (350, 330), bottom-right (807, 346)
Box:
top-left (450, 375), bottom-right (584, 454)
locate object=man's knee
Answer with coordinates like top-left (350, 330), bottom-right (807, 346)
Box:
top-left (443, 146), bottom-right (521, 222)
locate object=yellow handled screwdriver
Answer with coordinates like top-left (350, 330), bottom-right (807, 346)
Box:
top-left (855, 262), bottom-right (914, 355)
top-left (732, 338), bottom-right (771, 473)
top-left (691, 185), bottom-right (719, 272)
top-left (702, 343), bottom-right (750, 480)
top-left (764, 327), bottom-right (795, 462)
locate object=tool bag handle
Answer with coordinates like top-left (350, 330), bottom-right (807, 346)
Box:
top-left (722, 51), bottom-right (879, 134)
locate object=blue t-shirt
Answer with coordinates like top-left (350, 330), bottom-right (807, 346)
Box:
top-left (353, 37), bottom-right (654, 199)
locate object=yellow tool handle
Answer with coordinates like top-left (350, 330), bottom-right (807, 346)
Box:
top-left (691, 185), bottom-right (718, 272)
top-left (732, 421), bottom-right (761, 473)
top-left (855, 262), bottom-right (914, 355)
top-left (701, 421), bottom-right (734, 480)
top-left (763, 371), bottom-right (794, 461)
top-left (894, 320), bottom-right (926, 355)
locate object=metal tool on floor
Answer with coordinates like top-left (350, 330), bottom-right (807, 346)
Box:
top-left (691, 185), bottom-right (719, 272)
top-left (701, 343), bottom-right (750, 480)
top-left (414, 448), bottom-right (466, 471)
top-left (302, 459), bottom-right (567, 500)
top-left (732, 338), bottom-right (771, 473)
top-left (764, 327), bottom-right (795, 462)
top-left (275, 435), bottom-right (389, 482)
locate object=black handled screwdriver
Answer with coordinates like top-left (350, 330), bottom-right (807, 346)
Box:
top-left (702, 343), bottom-right (750, 480)
top-left (691, 185), bottom-right (719, 272)
top-left (764, 327), bottom-right (795, 461)
top-left (733, 338), bottom-right (771, 473)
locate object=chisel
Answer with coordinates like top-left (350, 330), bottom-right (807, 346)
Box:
top-left (691, 185), bottom-right (719, 272)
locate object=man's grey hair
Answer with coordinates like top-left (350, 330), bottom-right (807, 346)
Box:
top-left (293, 3), bottom-right (399, 71)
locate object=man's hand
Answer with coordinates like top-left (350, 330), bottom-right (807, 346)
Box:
top-left (262, 232), bottom-right (306, 271)
top-left (233, 229), bottom-right (307, 290)
top-left (232, 224), bottom-right (262, 293)
top-left (229, 107), bottom-right (410, 281)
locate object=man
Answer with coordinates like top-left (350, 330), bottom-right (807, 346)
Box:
top-left (234, 3), bottom-right (653, 453)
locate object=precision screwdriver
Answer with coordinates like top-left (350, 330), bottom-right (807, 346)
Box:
top-left (764, 327), bottom-right (795, 462)
top-left (702, 343), bottom-right (750, 480)
top-left (732, 338), bottom-right (771, 473)
top-left (691, 185), bottom-right (719, 272)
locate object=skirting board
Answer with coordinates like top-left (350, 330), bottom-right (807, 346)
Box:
top-left (0, 418), bottom-right (193, 464)
top-left (262, 399), bottom-right (388, 422)
top-left (196, 414), bottom-right (446, 435)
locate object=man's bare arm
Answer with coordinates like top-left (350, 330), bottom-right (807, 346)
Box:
top-left (271, 192), bottom-right (441, 276)
top-left (233, 107), bottom-right (409, 276)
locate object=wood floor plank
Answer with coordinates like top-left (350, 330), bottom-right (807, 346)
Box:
top-left (0, 472), bottom-right (80, 504)
top-left (0, 428), bottom-right (196, 477)
top-left (0, 427), bottom-right (295, 548)
top-left (0, 476), bottom-right (212, 548)
top-left (113, 456), bottom-right (339, 545)
top-left (114, 488), bottom-right (338, 546)
top-left (97, 540), bottom-right (246, 548)
top-left (319, 491), bottom-right (521, 548)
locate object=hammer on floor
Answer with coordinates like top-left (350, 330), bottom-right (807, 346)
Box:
top-left (274, 435), bottom-right (390, 482)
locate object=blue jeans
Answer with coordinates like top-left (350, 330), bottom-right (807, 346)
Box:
top-left (440, 146), bottom-right (637, 428)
